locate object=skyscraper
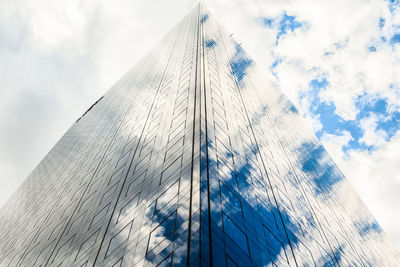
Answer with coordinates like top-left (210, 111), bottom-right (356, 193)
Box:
top-left (0, 4), bottom-right (399, 266)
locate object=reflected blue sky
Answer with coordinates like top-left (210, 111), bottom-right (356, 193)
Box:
top-left (200, 12), bottom-right (399, 263)
top-left (357, 220), bottom-right (382, 236)
top-left (201, 14), bottom-right (209, 24)
top-left (0, 3), bottom-right (399, 267)
top-left (299, 142), bottom-right (344, 194)
top-left (321, 246), bottom-right (342, 267)
top-left (205, 39), bottom-right (216, 48)
top-left (283, 101), bottom-right (299, 114)
top-left (229, 45), bottom-right (253, 85)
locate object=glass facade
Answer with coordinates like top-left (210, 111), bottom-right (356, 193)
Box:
top-left (0, 4), bottom-right (399, 267)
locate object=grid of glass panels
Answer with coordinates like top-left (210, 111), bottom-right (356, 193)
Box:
top-left (198, 6), bottom-right (400, 267)
top-left (0, 4), bottom-right (399, 267)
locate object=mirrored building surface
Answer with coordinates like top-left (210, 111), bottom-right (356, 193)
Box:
top-left (0, 4), bottom-right (399, 267)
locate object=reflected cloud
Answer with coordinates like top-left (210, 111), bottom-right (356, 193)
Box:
top-left (298, 141), bottom-right (343, 195)
top-left (229, 44), bottom-right (253, 85)
top-left (1, 3), bottom-right (399, 267)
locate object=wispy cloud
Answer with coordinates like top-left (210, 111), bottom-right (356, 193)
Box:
top-left (259, 12), bottom-right (308, 44)
top-left (206, 0), bottom-right (400, 250)
top-left (0, 0), bottom-right (399, 251)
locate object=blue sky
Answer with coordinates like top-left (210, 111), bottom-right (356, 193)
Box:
top-left (260, 5), bottom-right (400, 155)
top-left (235, 0), bottom-right (400, 249)
top-left (210, 0), bottom-right (400, 251)
top-left (0, 0), bottom-right (399, 253)
top-left (300, 77), bottom-right (400, 153)
top-left (261, 12), bottom-right (307, 45)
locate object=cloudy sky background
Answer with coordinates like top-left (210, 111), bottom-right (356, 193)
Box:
top-left (1, 0), bottom-right (399, 249)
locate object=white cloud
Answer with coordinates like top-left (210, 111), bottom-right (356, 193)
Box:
top-left (322, 131), bottom-right (400, 249)
top-left (304, 113), bottom-right (323, 133)
top-left (0, 0), bottom-right (197, 206)
top-left (0, 0), bottom-right (399, 253)
top-left (206, 0), bottom-right (400, 251)
top-left (359, 114), bottom-right (388, 147)
top-left (321, 130), bottom-right (353, 158)
top-left (224, 0), bottom-right (400, 121)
